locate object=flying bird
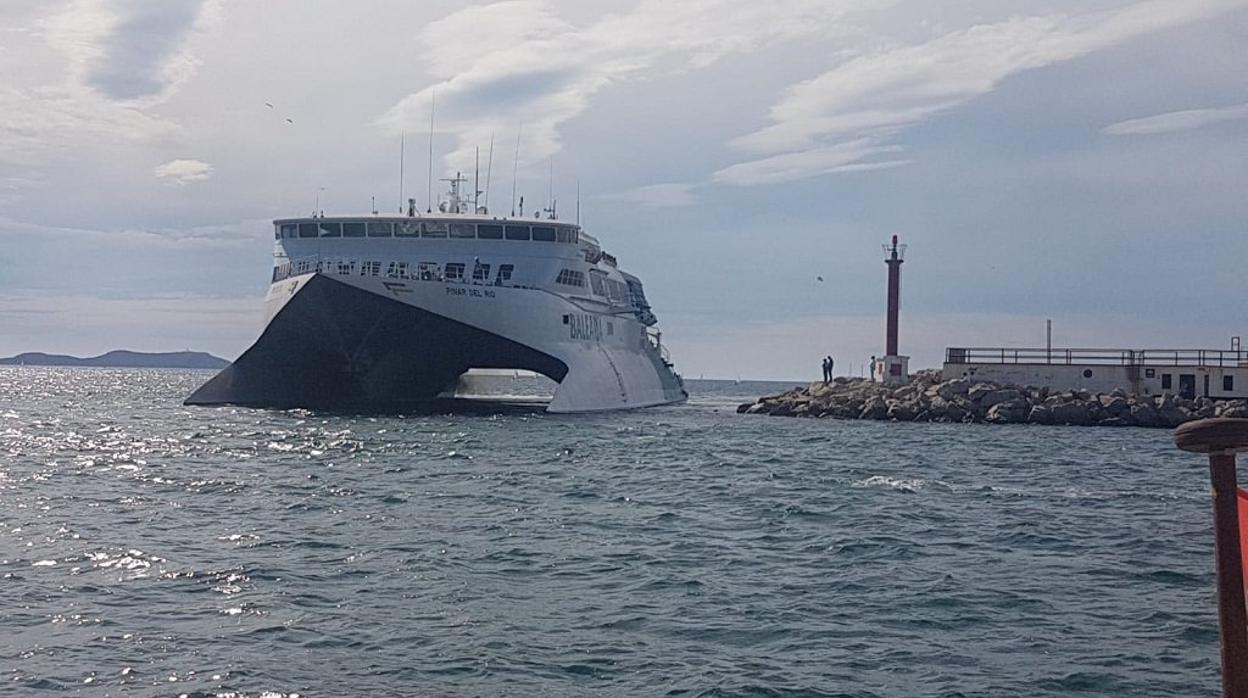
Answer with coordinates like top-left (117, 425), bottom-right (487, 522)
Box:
top-left (285, 118), bottom-right (294, 124)
top-left (264, 102), bottom-right (273, 109)
top-left (816, 275), bottom-right (824, 282)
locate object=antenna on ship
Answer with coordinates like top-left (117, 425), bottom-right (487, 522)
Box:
top-left (484, 132), bottom-right (494, 212)
top-left (398, 131), bottom-right (405, 213)
top-left (474, 146), bottom-right (480, 213)
top-left (510, 123), bottom-right (522, 217)
top-left (576, 179), bottom-right (581, 226)
top-left (426, 90), bottom-right (436, 213)
top-left (547, 156), bottom-right (554, 219)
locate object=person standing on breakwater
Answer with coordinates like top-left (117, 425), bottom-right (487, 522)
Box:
top-left (821, 357), bottom-right (830, 383)
top-left (826, 355), bottom-right (835, 380)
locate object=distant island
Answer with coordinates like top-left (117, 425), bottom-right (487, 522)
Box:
top-left (0, 350), bottom-right (229, 369)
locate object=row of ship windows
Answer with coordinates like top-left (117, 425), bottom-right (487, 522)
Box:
top-left (556, 268), bottom-right (632, 303)
top-left (273, 258), bottom-right (636, 305)
top-left (277, 221), bottom-right (578, 243)
top-left (276, 259), bottom-right (514, 284)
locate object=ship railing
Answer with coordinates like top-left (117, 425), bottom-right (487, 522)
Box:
top-left (946, 347), bottom-right (1248, 368)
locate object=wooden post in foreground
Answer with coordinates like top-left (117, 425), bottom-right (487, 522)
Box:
top-left (1175, 417), bottom-right (1248, 697)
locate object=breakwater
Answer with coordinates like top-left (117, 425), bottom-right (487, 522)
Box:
top-left (737, 370), bottom-right (1248, 428)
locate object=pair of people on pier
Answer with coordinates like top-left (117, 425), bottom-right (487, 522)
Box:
top-left (821, 355), bottom-right (835, 383)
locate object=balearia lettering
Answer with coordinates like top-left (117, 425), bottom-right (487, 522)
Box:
top-left (568, 313), bottom-right (602, 341)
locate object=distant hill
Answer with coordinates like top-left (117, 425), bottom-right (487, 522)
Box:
top-left (0, 350), bottom-right (229, 369)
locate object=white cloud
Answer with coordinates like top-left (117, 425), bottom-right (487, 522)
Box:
top-left (1103, 102), bottom-right (1248, 135)
top-left (719, 0), bottom-right (1246, 185)
top-left (0, 2), bottom-right (222, 165)
top-left (377, 0), bottom-right (890, 177)
top-left (714, 138), bottom-right (911, 186)
top-left (154, 158), bottom-right (213, 185)
top-left (43, 0), bottom-right (224, 104)
top-left (600, 183), bottom-right (697, 208)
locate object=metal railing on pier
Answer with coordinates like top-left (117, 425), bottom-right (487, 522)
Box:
top-left (945, 347), bottom-right (1248, 368)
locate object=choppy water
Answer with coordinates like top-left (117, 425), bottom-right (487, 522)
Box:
top-left (0, 367), bottom-right (1222, 696)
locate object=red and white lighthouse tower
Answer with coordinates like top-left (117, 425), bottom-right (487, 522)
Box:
top-left (874, 234), bottom-right (910, 384)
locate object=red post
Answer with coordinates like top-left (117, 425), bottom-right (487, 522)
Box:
top-left (1175, 418), bottom-right (1248, 697)
top-left (885, 234), bottom-right (903, 356)
top-left (1210, 454), bottom-right (1248, 697)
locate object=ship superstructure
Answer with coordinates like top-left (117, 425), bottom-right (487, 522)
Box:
top-left (185, 178), bottom-right (686, 412)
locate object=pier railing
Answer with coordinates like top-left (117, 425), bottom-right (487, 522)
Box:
top-left (946, 347), bottom-right (1248, 368)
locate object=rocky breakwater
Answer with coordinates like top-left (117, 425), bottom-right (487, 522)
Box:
top-left (737, 371), bottom-right (1248, 428)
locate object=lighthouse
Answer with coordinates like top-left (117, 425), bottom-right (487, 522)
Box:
top-left (874, 234), bottom-right (910, 384)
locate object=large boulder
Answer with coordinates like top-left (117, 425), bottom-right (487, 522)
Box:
top-left (1027, 405), bottom-right (1054, 425)
top-left (886, 399), bottom-right (918, 421)
top-left (859, 396), bottom-right (889, 420)
top-left (1050, 400), bottom-right (1094, 426)
top-left (986, 399), bottom-right (1029, 424)
top-left (1217, 400), bottom-right (1248, 419)
top-left (936, 378), bottom-right (973, 401)
top-left (967, 382), bottom-right (1000, 402)
top-left (1130, 400), bottom-right (1161, 428)
top-left (979, 388), bottom-right (1024, 409)
top-left (1098, 395), bottom-right (1130, 417)
top-left (929, 396), bottom-right (972, 422)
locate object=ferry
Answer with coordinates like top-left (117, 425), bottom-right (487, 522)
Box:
top-left (185, 178), bottom-right (687, 412)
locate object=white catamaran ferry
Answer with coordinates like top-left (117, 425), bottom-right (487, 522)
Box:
top-left (186, 178), bottom-right (687, 412)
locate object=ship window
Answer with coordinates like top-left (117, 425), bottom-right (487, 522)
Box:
top-left (318, 222), bottom-right (342, 237)
top-left (1226, 375), bottom-right (1235, 392)
top-left (343, 222), bottom-right (366, 238)
top-left (337, 260), bottom-right (355, 275)
top-left (472, 262), bottom-right (491, 282)
top-left (531, 226), bottom-right (556, 242)
top-left (589, 272), bottom-right (607, 296)
top-left (395, 221), bottom-right (420, 237)
top-left (280, 224), bottom-right (297, 238)
top-left (417, 262), bottom-right (441, 280)
top-left (555, 269), bottom-right (585, 287)
top-left (505, 225), bottom-right (530, 241)
top-left (423, 221), bottom-right (449, 238)
top-left (298, 223), bottom-right (318, 238)
top-left (1145, 368), bottom-right (1155, 378)
top-left (556, 227), bottom-right (572, 243)
top-left (445, 262), bottom-right (465, 281)
top-left (606, 279), bottom-right (627, 302)
top-left (497, 264), bottom-right (514, 284)
top-left (477, 224), bottom-right (503, 239)
top-left (367, 221), bottom-right (393, 237)
top-left (1082, 369), bottom-right (1092, 379)
top-left (449, 223), bottom-right (476, 239)
top-left (1161, 373), bottom-right (1172, 389)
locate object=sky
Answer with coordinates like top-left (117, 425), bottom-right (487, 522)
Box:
top-left (0, 0), bottom-right (1246, 381)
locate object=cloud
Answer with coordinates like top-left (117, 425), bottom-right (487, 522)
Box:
top-left (600, 183), bottom-right (697, 208)
top-left (713, 139), bottom-right (911, 186)
top-left (377, 0), bottom-right (889, 177)
top-left (719, 0), bottom-right (1246, 185)
top-left (1103, 102), bottom-right (1248, 135)
top-left (154, 158), bottom-right (213, 185)
top-left (0, 2), bottom-right (221, 165)
top-left (43, 0), bottom-right (223, 103)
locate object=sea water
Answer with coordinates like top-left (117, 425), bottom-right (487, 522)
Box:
top-left (0, 367), bottom-right (1220, 696)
